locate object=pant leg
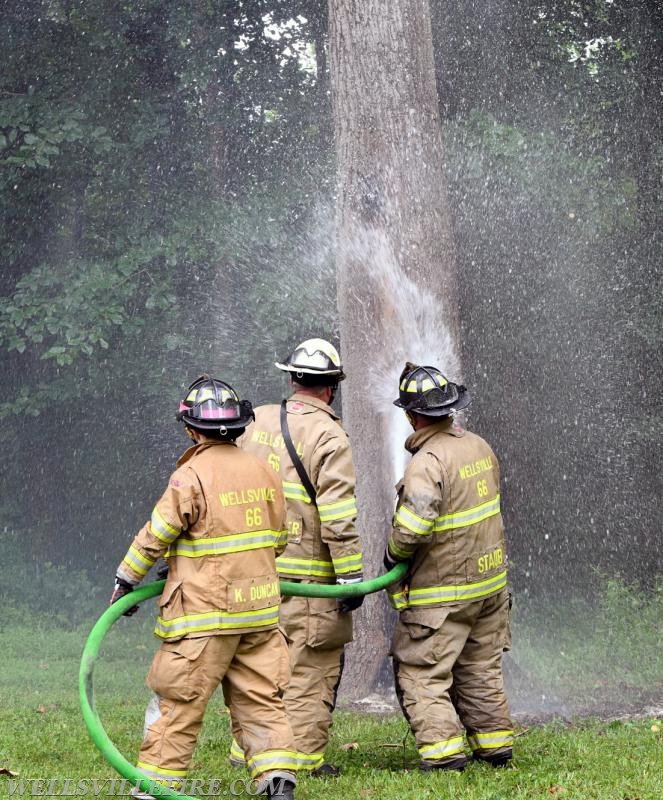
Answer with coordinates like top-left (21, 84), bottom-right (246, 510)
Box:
top-left (452, 588), bottom-right (514, 758)
top-left (137, 635), bottom-right (238, 787)
top-left (392, 606), bottom-right (475, 765)
top-left (280, 594), bottom-right (347, 769)
top-left (222, 628), bottom-right (297, 780)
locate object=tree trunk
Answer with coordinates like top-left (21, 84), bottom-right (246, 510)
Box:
top-left (328, 0), bottom-right (461, 699)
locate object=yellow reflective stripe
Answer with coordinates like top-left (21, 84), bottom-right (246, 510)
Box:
top-left (295, 752), bottom-right (324, 770)
top-left (123, 545), bottom-right (155, 577)
top-left (137, 762), bottom-right (188, 777)
top-left (332, 552), bottom-right (363, 575)
top-left (318, 497), bottom-right (357, 522)
top-left (247, 749), bottom-right (299, 778)
top-left (387, 539), bottom-right (411, 560)
top-left (467, 730), bottom-right (514, 751)
top-left (154, 606), bottom-right (279, 639)
top-left (419, 736), bottom-right (465, 760)
top-left (282, 481), bottom-right (312, 504)
top-left (136, 762), bottom-right (187, 786)
top-left (275, 527), bottom-right (288, 549)
top-left (230, 739), bottom-right (245, 762)
top-left (434, 494), bottom-right (501, 532)
top-left (388, 589), bottom-right (408, 610)
top-left (276, 555), bottom-right (335, 578)
top-left (408, 570), bottom-right (507, 606)
top-left (168, 529), bottom-right (281, 557)
top-left (150, 507), bottom-right (180, 544)
top-left (394, 504), bottom-right (434, 535)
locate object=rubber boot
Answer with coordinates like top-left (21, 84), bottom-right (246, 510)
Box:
top-left (420, 754), bottom-right (469, 772)
top-left (310, 762), bottom-right (340, 777)
top-left (255, 771), bottom-right (296, 800)
top-left (474, 747), bottom-right (513, 768)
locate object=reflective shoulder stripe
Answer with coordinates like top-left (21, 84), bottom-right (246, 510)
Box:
top-left (331, 551), bottom-right (363, 576)
top-left (276, 555), bottom-right (335, 579)
top-left (282, 480), bottom-right (313, 504)
top-left (318, 497), bottom-right (358, 522)
top-left (154, 606), bottom-right (279, 639)
top-left (394, 504), bottom-right (434, 536)
top-left (150, 507), bottom-right (180, 544)
top-left (434, 494), bottom-right (501, 532)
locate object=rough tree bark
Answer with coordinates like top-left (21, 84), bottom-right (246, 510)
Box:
top-left (328, 0), bottom-right (461, 698)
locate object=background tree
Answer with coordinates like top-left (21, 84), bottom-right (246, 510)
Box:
top-left (328, 0), bottom-right (462, 697)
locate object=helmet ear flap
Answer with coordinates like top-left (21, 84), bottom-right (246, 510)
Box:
top-left (239, 399), bottom-right (255, 425)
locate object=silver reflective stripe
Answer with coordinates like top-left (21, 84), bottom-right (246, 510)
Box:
top-left (154, 606), bottom-right (279, 639)
top-left (150, 507), bottom-right (180, 544)
top-left (433, 494), bottom-right (501, 532)
top-left (318, 497), bottom-right (357, 522)
top-left (276, 555), bottom-right (335, 578)
top-left (394, 504), bottom-right (434, 535)
top-left (282, 481), bottom-right (312, 504)
top-left (468, 730), bottom-right (514, 750)
top-left (168, 529), bottom-right (280, 557)
top-left (123, 545), bottom-right (155, 577)
top-left (408, 570), bottom-right (507, 605)
top-left (419, 736), bottom-right (465, 759)
top-left (332, 552), bottom-right (363, 575)
top-left (246, 749), bottom-right (299, 778)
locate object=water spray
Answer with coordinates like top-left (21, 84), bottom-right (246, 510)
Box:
top-left (79, 564), bottom-right (408, 798)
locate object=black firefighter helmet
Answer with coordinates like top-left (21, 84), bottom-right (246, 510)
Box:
top-left (176, 374), bottom-right (254, 434)
top-left (393, 362), bottom-right (471, 417)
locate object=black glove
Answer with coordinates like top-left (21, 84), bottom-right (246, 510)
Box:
top-left (383, 548), bottom-right (398, 571)
top-left (156, 562), bottom-right (170, 580)
top-left (110, 577), bottom-right (139, 617)
top-left (337, 594), bottom-right (364, 614)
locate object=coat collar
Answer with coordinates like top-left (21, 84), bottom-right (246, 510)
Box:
top-left (177, 438), bottom-right (236, 466)
top-left (404, 417), bottom-right (464, 454)
top-left (287, 391), bottom-right (339, 421)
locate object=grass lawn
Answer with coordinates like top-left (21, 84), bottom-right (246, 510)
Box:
top-left (1, 607), bottom-right (662, 800)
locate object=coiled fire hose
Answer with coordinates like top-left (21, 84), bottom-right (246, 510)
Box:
top-left (79, 563), bottom-right (408, 799)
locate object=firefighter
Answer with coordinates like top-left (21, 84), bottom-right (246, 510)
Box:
top-left (110, 375), bottom-right (298, 800)
top-left (384, 362), bottom-right (514, 772)
top-left (229, 338), bottom-right (364, 776)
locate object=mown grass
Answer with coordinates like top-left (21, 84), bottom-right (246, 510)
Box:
top-left (2, 604), bottom-right (662, 800)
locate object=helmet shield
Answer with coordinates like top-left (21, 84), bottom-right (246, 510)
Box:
top-left (275, 338), bottom-right (345, 382)
top-left (394, 362), bottom-right (471, 417)
top-left (177, 375), bottom-right (254, 432)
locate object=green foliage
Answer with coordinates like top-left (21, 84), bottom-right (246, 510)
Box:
top-left (0, 558), bottom-right (102, 630)
top-left (514, 575), bottom-right (663, 701)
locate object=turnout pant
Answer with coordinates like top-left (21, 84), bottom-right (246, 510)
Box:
top-left (392, 588), bottom-right (513, 765)
top-left (136, 629), bottom-right (297, 787)
top-left (279, 594), bottom-right (351, 769)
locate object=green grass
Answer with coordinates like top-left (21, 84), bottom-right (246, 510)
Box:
top-left (1, 610), bottom-right (662, 800)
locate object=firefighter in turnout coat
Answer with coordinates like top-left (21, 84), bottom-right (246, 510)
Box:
top-left (110, 375), bottom-right (297, 800)
top-left (230, 339), bottom-right (364, 777)
top-left (384, 363), bottom-right (514, 772)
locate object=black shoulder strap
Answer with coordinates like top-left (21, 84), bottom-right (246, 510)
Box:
top-left (280, 399), bottom-right (317, 505)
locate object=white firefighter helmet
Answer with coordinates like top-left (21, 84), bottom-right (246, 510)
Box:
top-left (275, 338), bottom-right (345, 384)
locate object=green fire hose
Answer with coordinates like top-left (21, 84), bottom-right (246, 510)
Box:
top-left (79, 563), bottom-right (408, 798)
